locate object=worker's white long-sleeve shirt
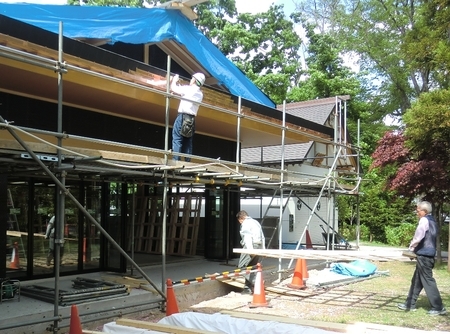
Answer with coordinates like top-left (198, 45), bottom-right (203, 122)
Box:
top-left (240, 217), bottom-right (265, 250)
top-left (171, 82), bottom-right (203, 116)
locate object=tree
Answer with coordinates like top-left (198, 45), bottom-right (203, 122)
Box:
top-left (286, 23), bottom-right (360, 104)
top-left (403, 89), bottom-right (450, 268)
top-left (293, 0), bottom-right (450, 119)
top-left (293, 0), bottom-right (450, 250)
top-left (371, 91), bottom-right (450, 266)
top-left (192, 0), bottom-right (238, 42)
top-left (211, 5), bottom-right (304, 103)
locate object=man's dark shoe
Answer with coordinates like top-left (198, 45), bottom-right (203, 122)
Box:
top-left (397, 303), bottom-right (417, 311)
top-left (241, 287), bottom-right (253, 295)
top-left (428, 308), bottom-right (447, 316)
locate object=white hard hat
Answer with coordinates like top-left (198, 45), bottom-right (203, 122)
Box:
top-left (192, 72), bottom-right (205, 86)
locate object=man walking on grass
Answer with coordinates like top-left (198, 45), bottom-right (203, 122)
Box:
top-left (397, 201), bottom-right (446, 316)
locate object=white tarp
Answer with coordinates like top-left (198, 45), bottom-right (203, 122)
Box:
top-left (103, 312), bottom-right (339, 334)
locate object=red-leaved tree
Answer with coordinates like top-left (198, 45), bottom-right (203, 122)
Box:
top-left (371, 130), bottom-right (450, 265)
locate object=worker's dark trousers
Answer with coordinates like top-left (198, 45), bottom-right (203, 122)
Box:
top-left (405, 255), bottom-right (443, 310)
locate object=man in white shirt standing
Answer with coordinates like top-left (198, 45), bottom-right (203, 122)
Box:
top-left (236, 210), bottom-right (265, 293)
top-left (170, 73), bottom-right (205, 162)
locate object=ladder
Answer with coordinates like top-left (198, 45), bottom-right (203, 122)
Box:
top-left (7, 189), bottom-right (26, 259)
top-left (260, 188), bottom-right (295, 249)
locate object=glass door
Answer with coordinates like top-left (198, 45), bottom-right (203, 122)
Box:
top-left (103, 182), bottom-right (125, 271)
top-left (82, 181), bottom-right (102, 270)
top-left (204, 186), bottom-right (240, 260)
top-left (32, 182), bottom-right (56, 275)
top-left (5, 182), bottom-right (30, 279)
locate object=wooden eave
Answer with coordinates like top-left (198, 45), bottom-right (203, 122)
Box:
top-left (0, 33), bottom-right (333, 150)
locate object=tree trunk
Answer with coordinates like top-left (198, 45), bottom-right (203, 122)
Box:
top-left (435, 204), bottom-right (442, 266)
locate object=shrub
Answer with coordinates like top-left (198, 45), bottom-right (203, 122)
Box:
top-left (340, 223), bottom-right (370, 242)
top-left (385, 223), bottom-right (416, 247)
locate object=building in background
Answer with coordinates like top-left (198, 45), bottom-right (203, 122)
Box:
top-left (0, 3), bottom-right (360, 284)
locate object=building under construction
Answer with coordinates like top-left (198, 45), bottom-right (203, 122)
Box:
top-left (0, 0), bottom-right (361, 318)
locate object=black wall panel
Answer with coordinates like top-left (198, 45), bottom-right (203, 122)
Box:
top-left (0, 92), bottom-right (236, 161)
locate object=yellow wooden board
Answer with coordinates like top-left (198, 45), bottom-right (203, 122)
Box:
top-left (233, 248), bottom-right (408, 262)
top-left (117, 318), bottom-right (221, 334)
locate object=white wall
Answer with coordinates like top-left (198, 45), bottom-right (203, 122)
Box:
top-left (241, 196), bottom-right (338, 247)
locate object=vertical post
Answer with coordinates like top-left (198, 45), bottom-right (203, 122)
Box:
top-left (278, 101), bottom-right (287, 281)
top-left (53, 21), bottom-right (65, 333)
top-left (235, 96), bottom-right (242, 169)
top-left (326, 187), bottom-right (332, 250)
top-left (161, 55), bottom-right (172, 295)
top-left (356, 119), bottom-right (361, 249)
top-left (130, 183), bottom-right (136, 277)
top-left (344, 99), bottom-right (347, 148)
top-left (331, 97), bottom-right (340, 248)
top-left (164, 55), bottom-right (172, 155)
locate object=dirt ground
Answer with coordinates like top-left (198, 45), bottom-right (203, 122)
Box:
top-left (188, 268), bottom-right (368, 320)
top-left (87, 268), bottom-right (374, 331)
top-left (86, 262), bottom-right (450, 333)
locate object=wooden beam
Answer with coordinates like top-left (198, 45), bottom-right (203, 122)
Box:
top-left (116, 318), bottom-right (221, 334)
top-left (232, 248), bottom-right (409, 262)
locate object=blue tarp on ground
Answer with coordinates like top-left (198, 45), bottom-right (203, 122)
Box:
top-left (330, 259), bottom-right (377, 277)
top-left (0, 3), bottom-right (275, 108)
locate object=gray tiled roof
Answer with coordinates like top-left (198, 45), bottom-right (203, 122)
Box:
top-left (241, 97), bottom-right (345, 164)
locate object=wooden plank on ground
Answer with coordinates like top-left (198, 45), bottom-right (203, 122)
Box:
top-left (116, 318), bottom-right (221, 334)
top-left (101, 275), bottom-right (147, 289)
top-left (217, 277), bottom-right (245, 289)
top-left (139, 284), bottom-right (158, 294)
top-left (265, 285), bottom-right (317, 297)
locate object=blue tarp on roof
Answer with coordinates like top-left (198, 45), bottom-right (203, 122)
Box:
top-left (0, 3), bottom-right (275, 108)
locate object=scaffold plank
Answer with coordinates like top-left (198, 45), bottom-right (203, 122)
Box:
top-left (232, 248), bottom-right (408, 262)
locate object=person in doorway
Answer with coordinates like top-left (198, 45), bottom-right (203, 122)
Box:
top-left (236, 210), bottom-right (265, 293)
top-left (170, 72), bottom-right (205, 162)
top-left (45, 214), bottom-right (64, 266)
top-left (397, 201), bottom-right (446, 315)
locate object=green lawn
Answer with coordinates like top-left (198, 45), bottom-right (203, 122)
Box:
top-left (313, 260), bottom-right (450, 331)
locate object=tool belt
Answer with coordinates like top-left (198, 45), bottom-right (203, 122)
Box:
top-left (180, 113), bottom-right (195, 138)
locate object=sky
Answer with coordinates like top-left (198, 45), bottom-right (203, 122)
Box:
top-left (0, 0), bottom-right (296, 15)
top-left (236, 0), bottom-right (295, 15)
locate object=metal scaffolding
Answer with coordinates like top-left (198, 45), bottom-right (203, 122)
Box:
top-left (0, 21), bottom-right (362, 332)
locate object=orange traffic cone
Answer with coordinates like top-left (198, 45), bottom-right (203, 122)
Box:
top-left (165, 278), bottom-right (179, 316)
top-left (305, 230), bottom-right (313, 249)
top-left (302, 258), bottom-right (309, 281)
top-left (69, 304), bottom-right (82, 334)
top-left (287, 258), bottom-right (306, 289)
top-left (9, 242), bottom-right (20, 270)
top-left (249, 263), bottom-right (270, 308)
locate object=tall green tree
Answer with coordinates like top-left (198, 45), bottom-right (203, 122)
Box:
top-left (294, 0), bottom-right (450, 119)
top-left (209, 5), bottom-right (304, 103)
top-left (293, 0), bottom-right (450, 245)
top-left (286, 24), bottom-right (359, 103)
top-left (371, 88), bottom-right (450, 265)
